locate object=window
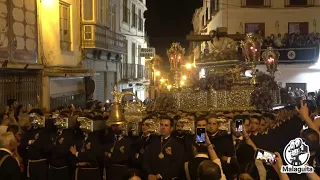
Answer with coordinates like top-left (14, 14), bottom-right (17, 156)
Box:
top-left (288, 22), bottom-right (309, 34)
top-left (206, 7), bottom-right (209, 21)
top-left (59, 2), bottom-right (71, 51)
top-left (109, 3), bottom-right (115, 31)
top-left (287, 0), bottom-right (309, 6)
top-left (245, 0), bottom-right (264, 6)
top-left (123, 0), bottom-right (128, 23)
top-left (84, 25), bottom-right (93, 40)
top-left (138, 45), bottom-right (141, 64)
top-left (132, 42), bottom-right (136, 64)
top-left (202, 16), bottom-right (205, 26)
top-left (131, 3), bottom-right (137, 27)
top-left (98, 0), bottom-right (107, 24)
top-left (138, 9), bottom-right (143, 31)
top-left (210, 0), bottom-right (219, 15)
top-left (245, 23), bottom-right (265, 37)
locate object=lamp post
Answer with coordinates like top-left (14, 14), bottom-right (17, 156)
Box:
top-left (262, 46), bottom-right (280, 77)
top-left (167, 43), bottom-right (185, 88)
top-left (241, 33), bottom-right (263, 85)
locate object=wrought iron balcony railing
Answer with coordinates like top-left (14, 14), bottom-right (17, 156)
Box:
top-left (241, 0), bottom-right (271, 7)
top-left (260, 46), bottom-right (319, 63)
top-left (285, 0), bottom-right (315, 7)
top-left (82, 23), bottom-right (127, 54)
top-left (121, 63), bottom-right (149, 80)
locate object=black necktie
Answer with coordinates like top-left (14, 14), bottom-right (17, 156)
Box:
top-left (235, 139), bottom-right (241, 149)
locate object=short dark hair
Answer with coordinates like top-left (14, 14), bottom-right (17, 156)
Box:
top-left (301, 128), bottom-right (320, 152)
top-left (198, 160), bottom-right (222, 180)
top-left (197, 115), bottom-right (207, 121)
top-left (250, 115), bottom-right (261, 121)
top-left (239, 161), bottom-right (260, 180)
top-left (159, 116), bottom-right (174, 127)
top-left (262, 113), bottom-right (276, 121)
top-left (6, 125), bottom-right (19, 134)
top-left (207, 114), bottom-right (219, 119)
top-left (192, 142), bottom-right (208, 154)
top-left (28, 108), bottom-right (43, 116)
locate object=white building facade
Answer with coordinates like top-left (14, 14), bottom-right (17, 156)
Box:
top-left (192, 0), bottom-right (320, 92)
top-left (81, 0), bottom-right (127, 103)
top-left (119, 0), bottom-right (149, 101)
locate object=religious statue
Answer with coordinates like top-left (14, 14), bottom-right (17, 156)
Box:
top-left (230, 65), bottom-right (242, 82)
top-left (208, 30), bottom-right (238, 61)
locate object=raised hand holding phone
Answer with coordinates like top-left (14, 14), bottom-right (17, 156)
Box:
top-left (196, 127), bottom-right (206, 144)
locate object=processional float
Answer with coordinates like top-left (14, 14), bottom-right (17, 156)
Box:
top-left (152, 27), bottom-right (281, 112)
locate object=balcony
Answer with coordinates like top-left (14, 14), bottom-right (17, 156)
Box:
top-left (82, 23), bottom-right (127, 54)
top-left (260, 46), bottom-right (319, 63)
top-left (241, 0), bottom-right (271, 7)
top-left (285, 0), bottom-right (314, 7)
top-left (121, 63), bottom-right (149, 80)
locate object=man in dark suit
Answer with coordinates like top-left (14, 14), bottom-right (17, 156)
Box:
top-left (183, 143), bottom-right (210, 180)
top-left (0, 132), bottom-right (21, 180)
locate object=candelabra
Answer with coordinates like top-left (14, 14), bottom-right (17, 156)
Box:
top-left (241, 33), bottom-right (263, 85)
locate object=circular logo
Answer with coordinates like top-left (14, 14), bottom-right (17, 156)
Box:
top-left (287, 50), bottom-right (296, 59)
top-left (283, 138), bottom-right (310, 167)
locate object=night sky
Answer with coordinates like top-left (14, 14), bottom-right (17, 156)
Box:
top-left (145, 0), bottom-right (201, 70)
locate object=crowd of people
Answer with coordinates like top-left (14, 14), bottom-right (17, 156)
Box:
top-left (0, 98), bottom-right (320, 180)
top-left (262, 32), bottom-right (320, 49)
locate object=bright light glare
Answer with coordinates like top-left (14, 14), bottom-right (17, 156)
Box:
top-left (182, 75), bottom-right (187, 80)
top-left (186, 63), bottom-right (192, 69)
top-left (200, 68), bottom-right (206, 78)
top-left (167, 85), bottom-right (172, 90)
top-left (42, 0), bottom-right (54, 6)
top-left (160, 78), bottom-right (165, 83)
top-left (155, 71), bottom-right (160, 76)
top-left (180, 81), bottom-right (185, 85)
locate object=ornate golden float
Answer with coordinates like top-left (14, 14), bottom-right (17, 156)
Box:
top-left (153, 28), bottom-right (281, 112)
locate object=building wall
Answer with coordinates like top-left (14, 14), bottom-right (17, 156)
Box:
top-left (191, 0), bottom-right (320, 94)
top-left (256, 64), bottom-right (320, 92)
top-left (39, 0), bottom-right (85, 109)
top-left (50, 77), bottom-right (85, 95)
top-left (39, 0), bottom-right (82, 67)
top-left (201, 0), bottom-right (320, 35)
top-left (119, 0), bottom-right (148, 100)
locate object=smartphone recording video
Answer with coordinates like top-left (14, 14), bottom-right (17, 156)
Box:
top-left (255, 149), bottom-right (277, 165)
top-left (235, 119), bottom-right (243, 132)
top-left (196, 128), bottom-right (206, 144)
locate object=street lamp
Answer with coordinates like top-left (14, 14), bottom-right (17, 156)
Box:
top-left (262, 47), bottom-right (280, 77)
top-left (182, 75), bottom-right (187, 80)
top-left (155, 71), bottom-right (160, 76)
top-left (185, 63), bottom-right (192, 69)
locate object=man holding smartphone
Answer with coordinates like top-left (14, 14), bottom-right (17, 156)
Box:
top-left (183, 133), bottom-right (226, 180)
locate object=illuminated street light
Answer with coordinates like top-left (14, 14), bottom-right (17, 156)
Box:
top-left (167, 84), bottom-right (172, 90)
top-left (42, 0), bottom-right (54, 6)
top-left (155, 71), bottom-right (160, 76)
top-left (182, 75), bottom-right (187, 80)
top-left (185, 63), bottom-right (192, 69)
top-left (180, 81), bottom-right (185, 86)
top-left (160, 78), bottom-right (165, 83)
